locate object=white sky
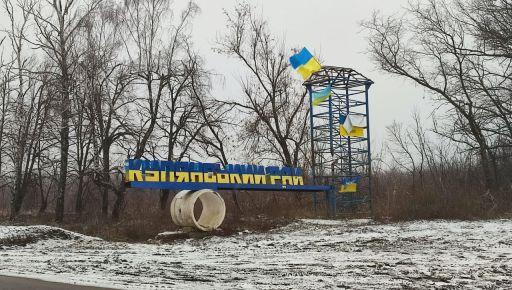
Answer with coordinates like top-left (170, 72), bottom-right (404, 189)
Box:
top-left (187, 0), bottom-right (434, 148)
top-left (0, 0), bottom-right (435, 155)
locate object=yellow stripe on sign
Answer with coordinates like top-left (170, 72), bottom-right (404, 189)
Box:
top-left (190, 172), bottom-right (203, 182)
top-left (281, 176), bottom-right (294, 185)
top-left (270, 175), bottom-right (281, 185)
top-left (217, 173), bottom-right (230, 184)
top-left (242, 174), bottom-right (254, 184)
top-left (230, 174), bottom-right (242, 184)
top-left (176, 172), bottom-right (189, 182)
top-left (293, 176), bottom-right (304, 185)
top-left (127, 170), bottom-right (143, 182)
top-left (204, 172), bottom-right (216, 183)
top-left (145, 171), bottom-right (159, 182)
top-left (253, 174), bottom-right (266, 184)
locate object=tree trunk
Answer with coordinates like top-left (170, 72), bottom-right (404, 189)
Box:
top-left (9, 162), bottom-right (24, 220)
top-left (55, 107), bottom-right (70, 222)
top-left (159, 189), bottom-right (170, 210)
top-left (111, 192), bottom-right (123, 221)
top-left (55, 8), bottom-right (72, 223)
top-left (38, 196), bottom-right (48, 216)
top-left (469, 118), bottom-right (497, 191)
top-left (232, 191), bottom-right (242, 213)
top-left (111, 179), bottom-right (126, 221)
top-left (101, 146), bottom-right (110, 217)
top-left (75, 174), bottom-right (84, 214)
top-left (479, 146), bottom-right (496, 191)
top-left (9, 187), bottom-right (24, 221)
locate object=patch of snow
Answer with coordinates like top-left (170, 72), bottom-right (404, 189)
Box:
top-left (0, 219), bottom-right (511, 289)
top-left (155, 231), bottom-right (184, 237)
top-left (300, 218), bottom-right (372, 226)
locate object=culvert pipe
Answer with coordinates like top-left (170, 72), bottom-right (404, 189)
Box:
top-left (170, 189), bottom-right (226, 231)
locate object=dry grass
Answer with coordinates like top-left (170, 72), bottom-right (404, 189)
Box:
top-left (371, 169), bottom-right (512, 221)
top-left (3, 164), bottom-right (510, 242)
top-left (0, 188), bottom-right (326, 242)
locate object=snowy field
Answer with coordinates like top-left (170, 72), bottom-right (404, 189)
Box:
top-left (0, 219), bottom-right (511, 289)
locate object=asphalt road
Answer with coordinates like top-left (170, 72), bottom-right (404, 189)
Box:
top-left (0, 275), bottom-right (116, 290)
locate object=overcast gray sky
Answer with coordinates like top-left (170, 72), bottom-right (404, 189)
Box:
top-left (0, 0), bottom-right (434, 150)
top-left (187, 0), bottom-right (434, 148)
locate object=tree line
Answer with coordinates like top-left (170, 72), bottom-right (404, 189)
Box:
top-left (0, 0), bottom-right (308, 222)
top-left (0, 0), bottom-right (510, 222)
top-left (366, 0), bottom-right (512, 217)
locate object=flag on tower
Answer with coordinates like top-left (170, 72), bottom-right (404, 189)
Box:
top-left (311, 85), bottom-right (332, 106)
top-left (339, 114), bottom-right (366, 137)
top-left (289, 47), bottom-right (321, 80)
top-left (339, 176), bottom-right (361, 193)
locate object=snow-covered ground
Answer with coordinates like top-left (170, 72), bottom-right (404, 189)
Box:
top-left (1, 219), bottom-right (511, 289)
top-left (0, 225), bottom-right (100, 246)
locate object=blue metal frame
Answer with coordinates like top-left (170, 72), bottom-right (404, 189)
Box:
top-left (304, 66), bottom-right (373, 216)
top-left (364, 83), bottom-right (373, 215)
top-left (128, 180), bottom-right (333, 214)
top-left (128, 181), bottom-right (331, 192)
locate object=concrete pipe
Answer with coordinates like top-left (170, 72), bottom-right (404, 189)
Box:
top-left (170, 189), bottom-right (226, 231)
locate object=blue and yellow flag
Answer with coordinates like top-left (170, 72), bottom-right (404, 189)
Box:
top-left (289, 47), bottom-right (321, 80)
top-left (311, 85), bottom-right (332, 106)
top-left (339, 114), bottom-right (365, 138)
top-left (339, 176), bottom-right (361, 193)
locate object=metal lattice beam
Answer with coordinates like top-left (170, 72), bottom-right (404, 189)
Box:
top-left (304, 66), bottom-right (373, 215)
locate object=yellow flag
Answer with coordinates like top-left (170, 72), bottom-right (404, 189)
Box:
top-left (340, 125), bottom-right (365, 137)
top-left (339, 183), bottom-right (357, 193)
top-left (297, 57), bottom-right (321, 80)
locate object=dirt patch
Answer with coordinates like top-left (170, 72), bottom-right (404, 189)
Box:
top-left (0, 226), bottom-right (99, 247)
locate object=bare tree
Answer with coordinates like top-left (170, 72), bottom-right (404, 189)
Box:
top-left (24, 0), bottom-right (102, 222)
top-left (190, 73), bottom-right (243, 212)
top-left (462, 0), bottom-right (512, 185)
top-left (385, 112), bottom-right (438, 191)
top-left (35, 147), bottom-right (57, 215)
top-left (122, 0), bottom-right (199, 158)
top-left (70, 75), bottom-right (93, 214)
top-left (194, 95), bottom-right (235, 166)
top-left (216, 3), bottom-right (309, 167)
top-left (120, 0), bottom-right (203, 215)
top-left (73, 1), bottom-right (133, 218)
top-left (153, 15), bottom-right (205, 210)
top-left (3, 0), bottom-right (53, 220)
top-left (362, 0), bottom-right (512, 191)
top-left (461, 0), bottom-right (512, 58)
top-left (0, 37), bottom-right (10, 191)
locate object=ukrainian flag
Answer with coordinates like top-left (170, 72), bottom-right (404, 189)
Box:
top-left (311, 85), bottom-right (332, 106)
top-left (339, 114), bottom-right (365, 138)
top-left (289, 47), bottom-right (321, 80)
top-left (339, 176), bottom-right (360, 193)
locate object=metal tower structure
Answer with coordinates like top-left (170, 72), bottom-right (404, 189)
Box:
top-left (303, 66), bottom-right (373, 215)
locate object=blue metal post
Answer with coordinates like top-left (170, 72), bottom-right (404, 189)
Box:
top-left (325, 189), bottom-right (336, 217)
top-left (328, 94), bottom-right (334, 156)
top-left (365, 83), bottom-right (373, 217)
top-left (345, 78), bottom-right (352, 175)
top-left (308, 85), bottom-right (324, 215)
top-left (307, 86), bottom-right (316, 183)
